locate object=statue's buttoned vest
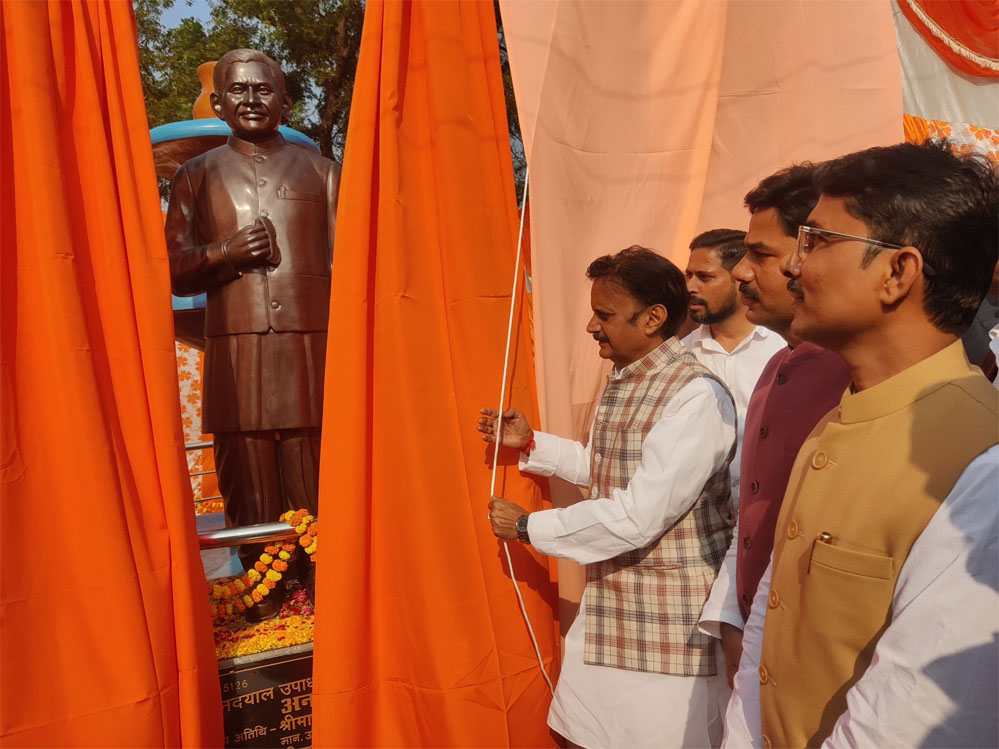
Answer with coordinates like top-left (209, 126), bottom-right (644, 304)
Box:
top-left (179, 136), bottom-right (335, 336)
top-left (583, 338), bottom-right (736, 676)
top-left (758, 342), bottom-right (998, 748)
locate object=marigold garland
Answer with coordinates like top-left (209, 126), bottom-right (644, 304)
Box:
top-left (209, 508), bottom-right (319, 625)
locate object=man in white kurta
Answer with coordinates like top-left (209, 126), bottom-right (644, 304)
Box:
top-left (481, 247), bottom-right (736, 747)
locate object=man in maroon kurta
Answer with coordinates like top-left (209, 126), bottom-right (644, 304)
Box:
top-left (698, 165), bottom-right (852, 685)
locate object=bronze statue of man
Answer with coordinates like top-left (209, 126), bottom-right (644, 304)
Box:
top-left (165, 49), bottom-right (338, 617)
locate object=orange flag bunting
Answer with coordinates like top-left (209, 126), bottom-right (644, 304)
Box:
top-left (0, 1), bottom-right (223, 745)
top-left (311, 1), bottom-right (559, 746)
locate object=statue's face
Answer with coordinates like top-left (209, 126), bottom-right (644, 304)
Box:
top-left (212, 61), bottom-right (289, 141)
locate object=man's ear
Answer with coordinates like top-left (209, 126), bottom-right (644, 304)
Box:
top-left (210, 92), bottom-right (224, 121)
top-left (880, 246), bottom-right (924, 305)
top-left (281, 92), bottom-right (293, 121)
top-left (644, 304), bottom-right (667, 335)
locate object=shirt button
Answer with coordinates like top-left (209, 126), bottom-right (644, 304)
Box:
top-left (254, 155), bottom-right (265, 163)
top-left (741, 592), bottom-right (752, 606)
top-left (787, 520), bottom-right (799, 539)
top-left (743, 536), bottom-right (752, 549)
top-left (768, 590), bottom-right (780, 608)
top-left (759, 426), bottom-right (769, 438)
top-left (271, 300), bottom-right (280, 309)
top-left (257, 178), bottom-right (266, 186)
top-left (762, 734), bottom-right (773, 749)
top-left (267, 266), bottom-right (276, 273)
top-left (594, 453), bottom-right (602, 464)
top-left (811, 451), bottom-right (828, 469)
top-left (259, 209), bottom-right (269, 218)
top-left (751, 480), bottom-right (760, 493)
top-left (759, 665), bottom-right (769, 684)
top-left (590, 487), bottom-right (599, 499)
top-left (775, 373), bottom-right (787, 385)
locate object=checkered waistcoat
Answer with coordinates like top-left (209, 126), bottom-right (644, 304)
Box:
top-left (583, 338), bottom-right (735, 676)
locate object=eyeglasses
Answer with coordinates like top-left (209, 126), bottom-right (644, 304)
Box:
top-left (795, 225), bottom-right (936, 277)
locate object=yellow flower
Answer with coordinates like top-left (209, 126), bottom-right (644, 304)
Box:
top-left (279, 551), bottom-right (291, 561)
top-left (211, 585), bottom-right (224, 600)
top-left (243, 595), bottom-right (254, 607)
top-left (256, 584), bottom-right (270, 597)
top-left (220, 586), bottom-right (231, 600)
top-left (234, 579), bottom-right (246, 593)
top-left (247, 569), bottom-right (262, 582)
top-left (305, 541), bottom-right (318, 555)
top-left (260, 553), bottom-right (273, 565)
top-left (266, 569), bottom-right (282, 582)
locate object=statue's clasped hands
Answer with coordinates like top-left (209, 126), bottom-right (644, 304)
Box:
top-left (223, 215), bottom-right (280, 270)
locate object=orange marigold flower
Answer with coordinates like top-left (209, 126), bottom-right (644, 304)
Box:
top-left (242, 575), bottom-right (254, 588)
top-left (211, 585), bottom-right (224, 600)
top-left (282, 543), bottom-right (297, 552)
top-left (263, 578), bottom-right (277, 590)
top-left (251, 590), bottom-right (264, 603)
top-left (265, 545), bottom-right (280, 554)
top-left (254, 561), bottom-right (267, 573)
top-left (299, 534), bottom-right (314, 547)
top-left (220, 586), bottom-right (231, 600)
top-left (234, 600), bottom-right (246, 612)
top-left (272, 559), bottom-right (288, 572)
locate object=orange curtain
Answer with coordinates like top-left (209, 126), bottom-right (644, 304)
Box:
top-left (0, 1), bottom-right (223, 746)
top-left (311, 1), bottom-right (558, 746)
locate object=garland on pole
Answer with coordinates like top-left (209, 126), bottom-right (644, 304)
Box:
top-left (209, 509), bottom-right (319, 623)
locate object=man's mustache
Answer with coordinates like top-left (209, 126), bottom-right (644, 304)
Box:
top-left (787, 279), bottom-right (803, 296)
top-left (593, 333), bottom-right (609, 343)
top-left (738, 282), bottom-right (760, 302)
top-left (689, 295), bottom-right (708, 307)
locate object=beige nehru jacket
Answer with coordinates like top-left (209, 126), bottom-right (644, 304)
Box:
top-left (758, 341), bottom-right (998, 748)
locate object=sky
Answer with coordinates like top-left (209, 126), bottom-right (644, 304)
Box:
top-left (161, 0), bottom-right (211, 28)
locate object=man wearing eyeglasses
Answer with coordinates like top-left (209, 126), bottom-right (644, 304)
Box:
top-left (723, 140), bottom-right (998, 748)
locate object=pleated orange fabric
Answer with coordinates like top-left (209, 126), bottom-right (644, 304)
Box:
top-left (0, 1), bottom-right (223, 745)
top-left (311, 1), bottom-right (559, 746)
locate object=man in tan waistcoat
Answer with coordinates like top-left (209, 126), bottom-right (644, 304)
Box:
top-left (723, 140), bottom-right (998, 748)
top-left (478, 247), bottom-right (737, 747)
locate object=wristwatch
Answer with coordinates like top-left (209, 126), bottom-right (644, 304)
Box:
top-left (516, 513), bottom-right (531, 544)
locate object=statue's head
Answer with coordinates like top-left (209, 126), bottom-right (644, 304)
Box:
top-left (211, 49), bottom-right (292, 142)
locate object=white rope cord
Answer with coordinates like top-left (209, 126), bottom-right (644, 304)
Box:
top-left (488, 167), bottom-right (555, 696)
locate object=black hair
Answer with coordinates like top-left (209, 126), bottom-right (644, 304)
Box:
top-left (689, 228), bottom-right (748, 271)
top-left (814, 140), bottom-right (998, 334)
top-left (744, 163), bottom-right (820, 237)
top-left (214, 49), bottom-right (286, 94)
top-left (586, 246), bottom-right (689, 339)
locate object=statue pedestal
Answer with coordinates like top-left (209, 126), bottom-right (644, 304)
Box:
top-left (220, 643), bottom-right (314, 748)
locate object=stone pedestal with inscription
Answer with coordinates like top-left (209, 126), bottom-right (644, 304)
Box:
top-left (220, 642), bottom-right (314, 748)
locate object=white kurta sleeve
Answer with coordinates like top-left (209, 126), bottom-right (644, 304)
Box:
top-left (518, 430), bottom-right (591, 487)
top-left (698, 519), bottom-right (745, 638)
top-left (525, 377), bottom-right (736, 565)
top-left (822, 446), bottom-right (999, 749)
top-left (722, 555), bottom-right (771, 748)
